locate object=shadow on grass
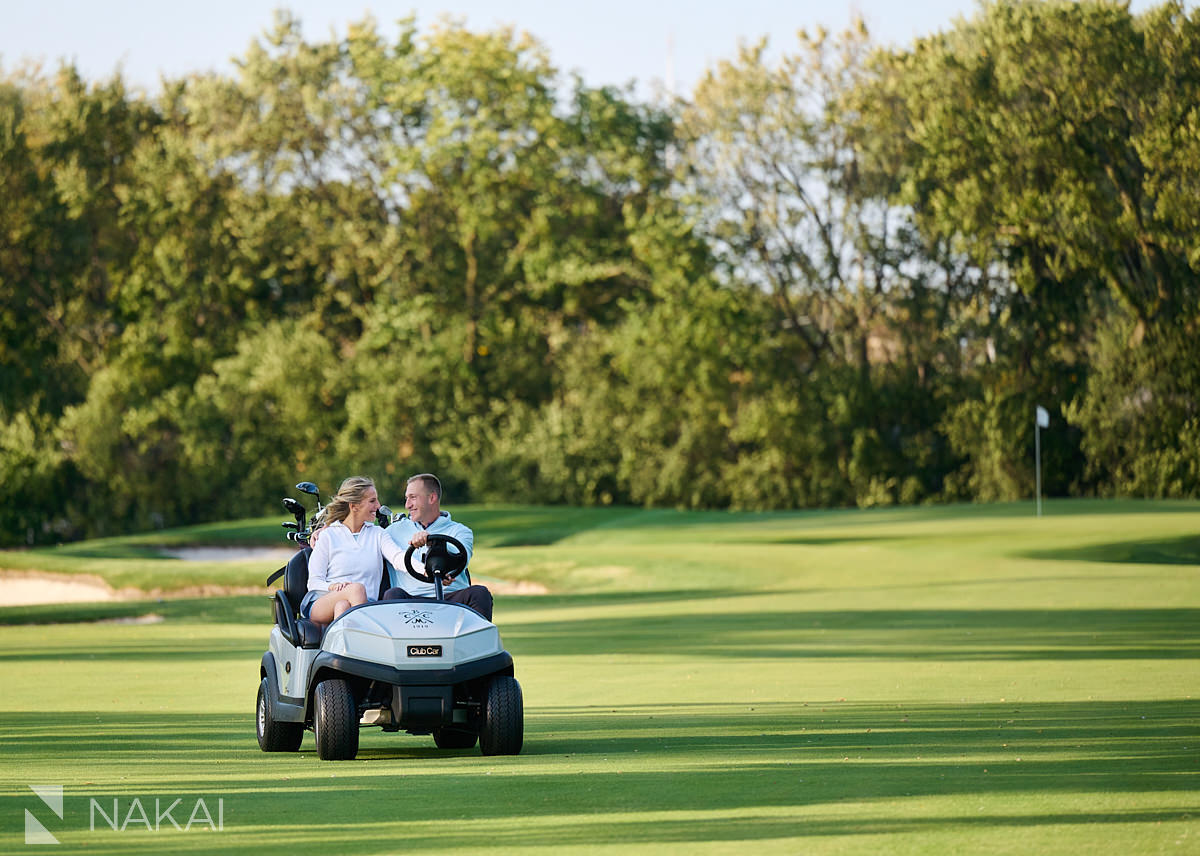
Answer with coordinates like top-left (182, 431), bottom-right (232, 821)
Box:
top-left (459, 505), bottom-right (644, 548)
top-left (0, 588), bottom-right (760, 628)
top-left (1, 698), bottom-right (1195, 850)
top-left (1024, 534), bottom-right (1200, 566)
top-left (2, 597), bottom-right (1197, 664)
top-left (0, 596), bottom-right (272, 628)
top-left (26, 519), bottom-right (286, 557)
top-left (757, 534), bottom-right (919, 546)
top-left (462, 501), bottom-right (1084, 548)
top-left (23, 544), bottom-right (172, 561)
top-left (502, 606), bottom-right (1200, 660)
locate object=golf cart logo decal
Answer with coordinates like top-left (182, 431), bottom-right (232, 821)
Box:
top-left (26, 785), bottom-right (63, 845)
top-left (407, 645), bottom-right (442, 657)
top-left (401, 609), bottom-right (435, 626)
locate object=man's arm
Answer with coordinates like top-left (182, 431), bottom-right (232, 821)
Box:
top-left (451, 522), bottom-right (473, 563)
top-left (407, 520), bottom-right (472, 562)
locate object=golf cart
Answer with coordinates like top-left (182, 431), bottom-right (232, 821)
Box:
top-left (256, 485), bottom-right (523, 760)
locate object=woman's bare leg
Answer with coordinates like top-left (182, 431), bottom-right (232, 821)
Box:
top-left (309, 583), bottom-right (368, 624)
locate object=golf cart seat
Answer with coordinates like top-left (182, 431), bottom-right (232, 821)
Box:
top-left (269, 548), bottom-right (324, 649)
top-left (269, 547), bottom-right (393, 649)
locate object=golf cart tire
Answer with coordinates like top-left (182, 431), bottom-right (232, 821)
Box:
top-left (479, 675), bottom-right (523, 756)
top-left (257, 677), bottom-right (304, 752)
top-left (313, 678), bottom-right (359, 760)
top-left (433, 727), bottom-right (478, 750)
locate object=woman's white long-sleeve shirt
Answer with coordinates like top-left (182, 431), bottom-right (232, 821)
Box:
top-left (306, 521), bottom-right (405, 601)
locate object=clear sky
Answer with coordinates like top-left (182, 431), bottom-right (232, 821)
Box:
top-left (0, 0), bottom-right (1177, 98)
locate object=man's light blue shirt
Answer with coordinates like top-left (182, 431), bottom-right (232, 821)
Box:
top-left (383, 511), bottom-right (474, 597)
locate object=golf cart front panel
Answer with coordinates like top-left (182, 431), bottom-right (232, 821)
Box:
top-left (320, 601), bottom-right (503, 669)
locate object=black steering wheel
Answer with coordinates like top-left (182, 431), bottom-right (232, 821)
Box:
top-left (403, 533), bottom-right (469, 584)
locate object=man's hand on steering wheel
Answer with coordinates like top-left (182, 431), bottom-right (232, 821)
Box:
top-left (403, 533), bottom-right (469, 585)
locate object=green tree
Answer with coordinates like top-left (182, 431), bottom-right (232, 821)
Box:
top-left (677, 23), bottom-right (973, 507)
top-left (881, 0), bottom-right (1200, 498)
top-left (0, 67), bottom-right (157, 412)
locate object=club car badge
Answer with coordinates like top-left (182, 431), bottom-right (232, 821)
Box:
top-left (407, 644), bottom-right (443, 657)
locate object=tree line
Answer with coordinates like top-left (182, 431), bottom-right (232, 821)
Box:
top-left (2, 0), bottom-right (1197, 545)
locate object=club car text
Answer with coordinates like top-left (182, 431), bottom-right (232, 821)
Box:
top-left (407, 644), bottom-right (442, 657)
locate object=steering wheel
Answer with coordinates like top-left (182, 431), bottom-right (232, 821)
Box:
top-left (403, 533), bottom-right (469, 584)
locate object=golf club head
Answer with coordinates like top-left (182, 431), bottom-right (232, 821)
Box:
top-left (281, 521), bottom-right (299, 530)
top-left (376, 505), bottom-right (392, 527)
top-left (296, 482), bottom-right (320, 498)
top-left (282, 497), bottom-right (305, 518)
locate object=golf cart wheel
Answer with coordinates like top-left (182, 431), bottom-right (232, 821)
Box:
top-left (313, 678), bottom-right (359, 760)
top-left (257, 677), bottom-right (303, 752)
top-left (479, 675), bottom-right (523, 756)
top-left (433, 727), bottom-right (478, 750)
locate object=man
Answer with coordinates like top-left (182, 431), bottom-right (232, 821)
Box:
top-left (382, 473), bottom-right (493, 620)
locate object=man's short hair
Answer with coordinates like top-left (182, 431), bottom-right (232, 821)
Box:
top-left (407, 473), bottom-right (442, 501)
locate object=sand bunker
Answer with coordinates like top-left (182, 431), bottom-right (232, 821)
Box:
top-left (0, 572), bottom-right (123, 606)
top-left (0, 546), bottom-right (295, 606)
top-left (0, 544), bottom-right (546, 606)
top-left (159, 546), bottom-right (298, 562)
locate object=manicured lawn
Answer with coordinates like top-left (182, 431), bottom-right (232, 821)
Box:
top-left (0, 500), bottom-right (1196, 853)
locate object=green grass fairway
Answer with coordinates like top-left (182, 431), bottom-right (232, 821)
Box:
top-left (1, 500), bottom-right (1197, 853)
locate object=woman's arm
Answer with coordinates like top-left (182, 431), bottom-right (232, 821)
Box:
top-left (378, 526), bottom-right (407, 573)
top-left (306, 528), bottom-right (333, 593)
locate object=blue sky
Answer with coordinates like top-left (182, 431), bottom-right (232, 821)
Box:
top-left (0, 1), bottom-right (1176, 97)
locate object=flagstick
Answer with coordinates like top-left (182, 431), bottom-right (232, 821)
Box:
top-left (1035, 421), bottom-right (1042, 518)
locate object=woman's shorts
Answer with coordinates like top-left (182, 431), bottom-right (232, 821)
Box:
top-left (299, 589), bottom-right (322, 619)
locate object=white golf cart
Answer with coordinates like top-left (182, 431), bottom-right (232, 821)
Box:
top-left (256, 519), bottom-right (524, 760)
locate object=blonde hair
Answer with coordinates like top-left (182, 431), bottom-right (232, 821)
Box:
top-left (324, 476), bottom-right (376, 524)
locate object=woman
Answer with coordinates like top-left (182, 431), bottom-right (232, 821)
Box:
top-left (302, 476), bottom-right (406, 624)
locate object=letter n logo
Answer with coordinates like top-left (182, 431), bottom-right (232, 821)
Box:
top-left (26, 785), bottom-right (63, 845)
